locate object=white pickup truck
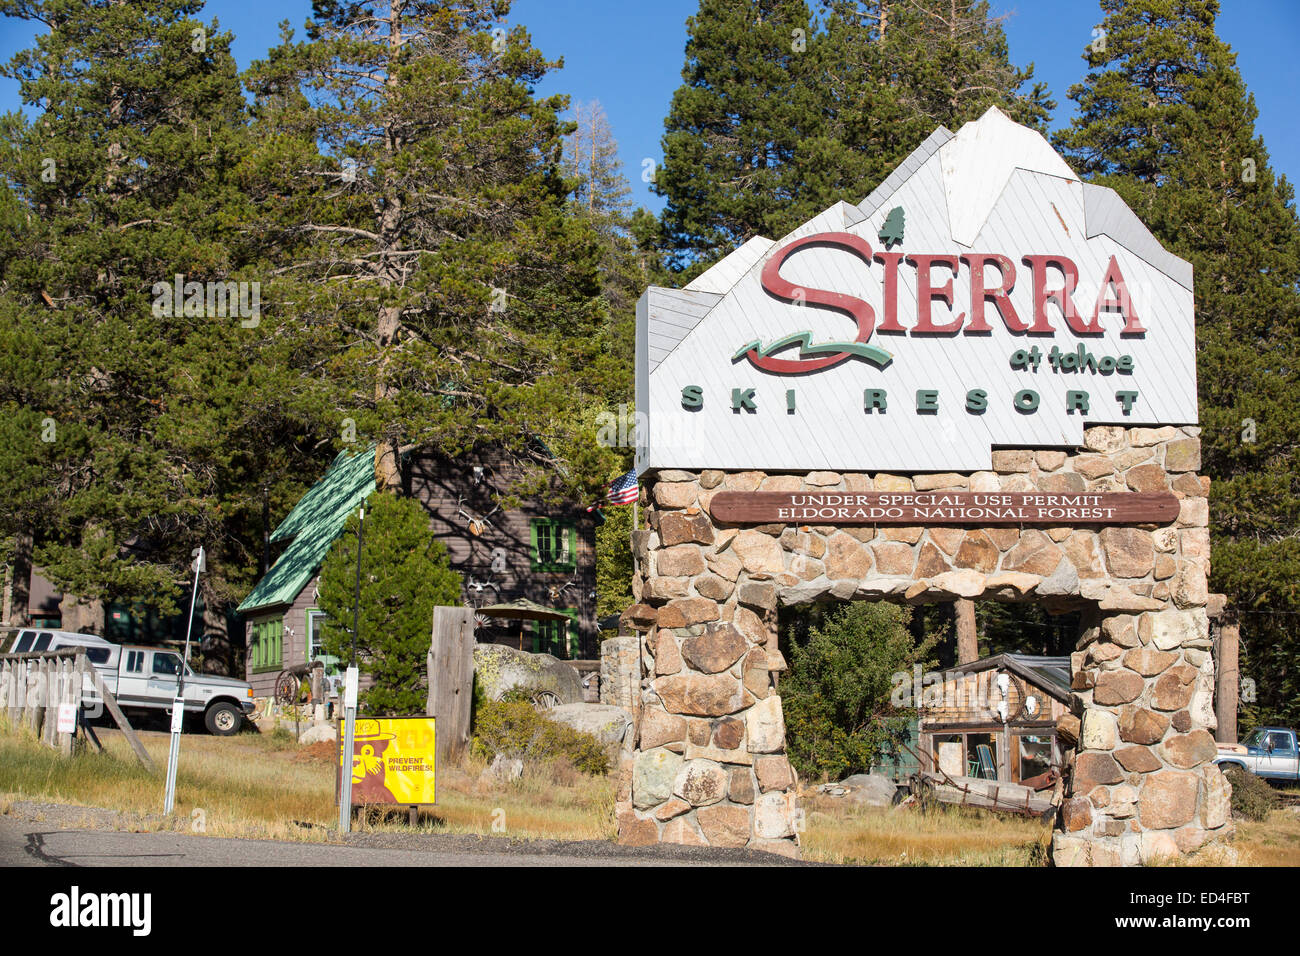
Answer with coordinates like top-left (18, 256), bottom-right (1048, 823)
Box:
top-left (1215, 727), bottom-right (1300, 782)
top-left (6, 629), bottom-right (256, 735)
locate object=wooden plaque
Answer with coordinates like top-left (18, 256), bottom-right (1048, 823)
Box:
top-left (708, 491), bottom-right (1180, 526)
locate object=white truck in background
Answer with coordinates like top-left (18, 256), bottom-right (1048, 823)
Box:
top-left (5, 628), bottom-right (256, 735)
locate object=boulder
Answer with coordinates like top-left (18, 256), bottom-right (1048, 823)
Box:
top-left (655, 673), bottom-right (754, 717)
top-left (681, 623), bottom-right (748, 674)
top-left (673, 759), bottom-right (728, 806)
top-left (746, 695), bottom-right (785, 753)
top-left (697, 803), bottom-right (751, 848)
top-left (486, 753), bottom-right (523, 782)
top-left (299, 722), bottom-right (337, 745)
top-left (833, 773), bottom-right (898, 808)
top-left (1138, 770), bottom-right (1199, 829)
top-left (473, 643), bottom-right (583, 704)
top-left (547, 703), bottom-right (633, 751)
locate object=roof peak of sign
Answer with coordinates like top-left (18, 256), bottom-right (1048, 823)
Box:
top-left (676, 106), bottom-right (1187, 304)
top-left (940, 106), bottom-right (1080, 247)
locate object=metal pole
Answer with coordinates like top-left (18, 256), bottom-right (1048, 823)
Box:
top-left (165, 546), bottom-right (204, 815)
top-left (339, 506), bottom-right (364, 834)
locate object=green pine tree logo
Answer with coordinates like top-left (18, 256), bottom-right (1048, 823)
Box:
top-left (878, 206), bottom-right (905, 249)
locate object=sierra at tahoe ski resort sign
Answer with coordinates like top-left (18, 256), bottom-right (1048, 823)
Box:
top-left (625, 109), bottom-right (1224, 866)
top-left (636, 107), bottom-right (1197, 474)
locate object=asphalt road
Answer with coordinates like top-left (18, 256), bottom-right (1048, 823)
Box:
top-left (0, 808), bottom-right (800, 868)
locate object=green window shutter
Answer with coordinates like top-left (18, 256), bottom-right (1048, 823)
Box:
top-left (563, 607), bottom-right (580, 658)
top-left (251, 617), bottom-right (284, 673)
top-left (529, 519), bottom-right (543, 571)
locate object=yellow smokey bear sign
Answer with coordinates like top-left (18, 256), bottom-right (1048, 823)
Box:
top-left (337, 717), bottom-right (436, 805)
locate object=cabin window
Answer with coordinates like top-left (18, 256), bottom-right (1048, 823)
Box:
top-left (1018, 734), bottom-right (1054, 780)
top-left (250, 618), bottom-right (283, 673)
top-left (306, 609), bottom-right (338, 675)
top-left (125, 650), bottom-right (145, 673)
top-left (530, 518), bottom-right (577, 572)
top-left (531, 608), bottom-right (579, 659)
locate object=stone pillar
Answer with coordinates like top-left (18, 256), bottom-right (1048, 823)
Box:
top-left (600, 634), bottom-right (640, 713)
top-left (615, 471), bottom-right (800, 857)
top-left (624, 426), bottom-right (1225, 865)
top-left (1053, 606), bottom-right (1230, 865)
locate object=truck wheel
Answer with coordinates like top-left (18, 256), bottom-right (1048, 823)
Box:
top-left (205, 702), bottom-right (243, 736)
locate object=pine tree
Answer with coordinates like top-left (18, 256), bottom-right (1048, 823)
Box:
top-left (563, 100), bottom-right (644, 384)
top-left (653, 0), bottom-right (1052, 277)
top-left (0, 0), bottom-right (300, 634)
top-left (654, 0), bottom-right (826, 276)
top-left (1057, 0), bottom-right (1300, 726)
top-left (317, 491), bottom-right (462, 715)
top-left (242, 1), bottom-right (617, 500)
top-left (820, 0), bottom-right (1053, 176)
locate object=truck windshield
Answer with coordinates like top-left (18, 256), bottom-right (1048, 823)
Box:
top-left (1242, 729), bottom-right (1267, 749)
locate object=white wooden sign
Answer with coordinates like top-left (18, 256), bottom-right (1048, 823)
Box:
top-left (636, 108), bottom-right (1196, 473)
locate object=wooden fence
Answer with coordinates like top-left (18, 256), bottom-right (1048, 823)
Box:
top-left (0, 649), bottom-right (155, 769)
top-left (0, 648), bottom-right (86, 756)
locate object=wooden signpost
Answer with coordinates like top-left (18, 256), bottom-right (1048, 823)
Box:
top-left (709, 490), bottom-right (1180, 526)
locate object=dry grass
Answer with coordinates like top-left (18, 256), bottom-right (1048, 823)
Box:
top-left (1229, 808), bottom-right (1300, 866)
top-left (0, 723), bottom-right (615, 844)
top-left (799, 792), bottom-right (1054, 866)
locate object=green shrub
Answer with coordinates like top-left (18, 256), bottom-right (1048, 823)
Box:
top-left (1222, 766), bottom-right (1279, 821)
top-left (782, 602), bottom-right (938, 782)
top-left (471, 698), bottom-right (609, 776)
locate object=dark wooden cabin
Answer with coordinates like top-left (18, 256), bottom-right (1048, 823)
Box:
top-left (237, 445), bottom-right (597, 698)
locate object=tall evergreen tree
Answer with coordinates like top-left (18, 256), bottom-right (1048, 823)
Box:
top-left (563, 99), bottom-right (644, 381)
top-left (818, 0), bottom-right (1053, 180)
top-left (317, 492), bottom-right (462, 715)
top-left (0, 0), bottom-right (301, 641)
top-left (1057, 0), bottom-right (1300, 726)
top-left (653, 0), bottom-right (1052, 277)
top-left (654, 0), bottom-right (825, 276)
top-left (242, 1), bottom-right (619, 501)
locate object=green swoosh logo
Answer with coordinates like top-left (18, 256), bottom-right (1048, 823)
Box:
top-left (733, 331), bottom-right (893, 368)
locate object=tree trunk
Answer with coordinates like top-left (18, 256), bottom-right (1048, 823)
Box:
top-left (200, 578), bottom-right (233, 677)
top-left (955, 598), bottom-right (978, 664)
top-left (6, 532), bottom-right (32, 627)
top-left (1215, 612), bottom-right (1239, 744)
top-left (59, 593), bottom-right (105, 635)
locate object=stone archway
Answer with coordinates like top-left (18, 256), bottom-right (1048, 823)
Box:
top-left (616, 424), bottom-right (1230, 865)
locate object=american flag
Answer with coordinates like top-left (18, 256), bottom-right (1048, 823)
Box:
top-left (588, 469), bottom-right (639, 510)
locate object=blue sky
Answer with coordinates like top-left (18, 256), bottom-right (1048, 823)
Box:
top-left (2, 0), bottom-right (1297, 214)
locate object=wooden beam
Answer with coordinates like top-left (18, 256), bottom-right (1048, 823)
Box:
top-left (427, 606), bottom-right (475, 769)
top-left (84, 663), bottom-right (155, 772)
top-left (955, 598), bottom-right (977, 663)
top-left (1215, 612), bottom-right (1240, 744)
top-left (709, 491), bottom-right (1181, 525)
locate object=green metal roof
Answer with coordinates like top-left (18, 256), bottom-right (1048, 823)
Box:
top-left (237, 447), bottom-right (376, 614)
